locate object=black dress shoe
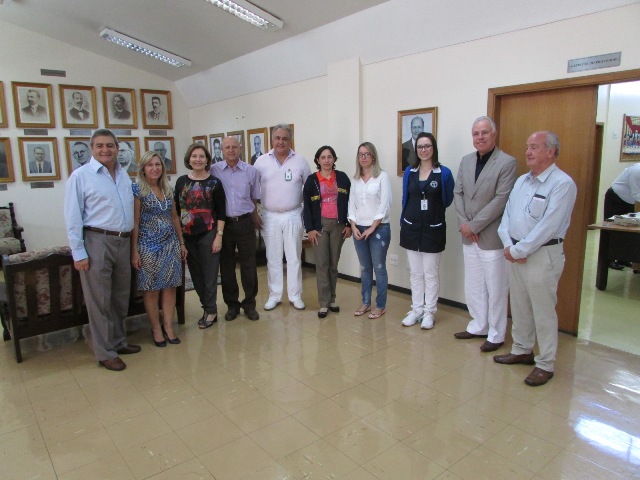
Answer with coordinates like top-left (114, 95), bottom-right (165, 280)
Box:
top-left (493, 352), bottom-right (535, 365)
top-left (225, 308), bottom-right (240, 321)
top-left (245, 309), bottom-right (260, 321)
top-left (151, 330), bottom-right (167, 348)
top-left (116, 344), bottom-right (141, 355)
top-left (99, 357), bottom-right (126, 371)
top-left (329, 305), bottom-right (340, 313)
top-left (318, 308), bottom-right (328, 318)
top-left (454, 331), bottom-right (488, 339)
top-left (480, 340), bottom-right (504, 352)
top-left (160, 325), bottom-right (181, 344)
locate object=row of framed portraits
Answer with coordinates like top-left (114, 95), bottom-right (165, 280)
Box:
top-left (192, 125), bottom-right (295, 165)
top-left (0, 136), bottom-right (176, 183)
top-left (0, 81), bottom-right (173, 130)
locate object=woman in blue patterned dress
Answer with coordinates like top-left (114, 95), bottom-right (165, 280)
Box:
top-left (131, 151), bottom-right (187, 347)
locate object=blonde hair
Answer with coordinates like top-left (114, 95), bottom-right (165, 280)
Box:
top-left (136, 151), bottom-right (172, 198)
top-left (354, 141), bottom-right (382, 179)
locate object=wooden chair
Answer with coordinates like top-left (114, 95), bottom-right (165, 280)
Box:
top-left (0, 203), bottom-right (26, 261)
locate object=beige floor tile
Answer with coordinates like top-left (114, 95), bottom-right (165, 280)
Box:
top-left (302, 369), bottom-right (360, 397)
top-left (156, 394), bottom-right (218, 430)
top-left (106, 411), bottom-right (172, 451)
top-left (562, 432), bottom-right (640, 478)
top-left (293, 398), bottom-right (360, 437)
top-left (39, 406), bottom-right (103, 445)
top-left (449, 445), bottom-right (536, 480)
top-left (403, 419), bottom-right (480, 468)
top-left (147, 458), bottom-right (216, 479)
top-left (139, 376), bottom-right (201, 408)
top-left (2, 447), bottom-right (56, 480)
top-left (394, 384), bottom-right (462, 420)
top-left (337, 355), bottom-right (396, 383)
top-left (241, 366), bottom-right (300, 394)
top-left (433, 471), bottom-right (464, 480)
top-left (483, 424), bottom-right (560, 473)
top-left (264, 380), bottom-right (326, 414)
top-left (198, 436), bottom-right (281, 480)
top-left (23, 370), bottom-right (80, 402)
top-left (176, 412), bottom-right (245, 456)
top-left (537, 450), bottom-right (626, 480)
top-left (331, 383), bottom-right (392, 417)
top-left (0, 400), bottom-right (36, 436)
top-left (31, 388), bottom-right (91, 423)
top-left (224, 396), bottom-right (289, 434)
top-left (435, 404), bottom-right (509, 444)
top-left (200, 378), bottom-right (263, 412)
top-left (427, 370), bottom-right (488, 402)
top-left (0, 423), bottom-right (45, 458)
top-left (510, 405), bottom-right (577, 447)
top-left (363, 442), bottom-right (445, 480)
top-left (182, 365), bottom-right (242, 393)
top-left (362, 400), bottom-right (432, 440)
top-left (276, 439), bottom-right (358, 478)
top-left (57, 453), bottom-right (135, 480)
top-left (364, 370), bottom-right (424, 400)
top-left (466, 387), bottom-right (538, 424)
top-left (341, 467), bottom-right (380, 480)
top-left (277, 353), bottom-right (335, 380)
top-left (121, 431), bottom-right (194, 479)
top-left (48, 427), bottom-right (118, 475)
top-left (249, 416), bottom-right (320, 460)
top-left (324, 419), bottom-right (398, 464)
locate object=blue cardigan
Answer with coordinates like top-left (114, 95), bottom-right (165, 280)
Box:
top-left (401, 165), bottom-right (454, 224)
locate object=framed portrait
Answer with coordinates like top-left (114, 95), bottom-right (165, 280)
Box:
top-left (247, 127), bottom-right (268, 165)
top-left (117, 137), bottom-right (140, 177)
top-left (620, 114), bottom-right (640, 162)
top-left (145, 136), bottom-right (176, 174)
top-left (59, 85), bottom-right (98, 129)
top-left (141, 89), bottom-right (172, 130)
top-left (397, 107), bottom-right (438, 176)
top-left (269, 124), bottom-right (295, 151)
top-left (64, 137), bottom-right (92, 174)
top-left (102, 87), bottom-right (137, 129)
top-left (12, 82), bottom-right (55, 128)
top-left (18, 137), bottom-right (60, 181)
top-left (227, 130), bottom-right (245, 161)
top-left (208, 133), bottom-right (224, 164)
top-left (0, 82), bottom-right (7, 128)
top-left (192, 135), bottom-right (206, 146)
top-left (0, 138), bottom-right (15, 183)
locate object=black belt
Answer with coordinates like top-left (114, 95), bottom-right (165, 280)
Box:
top-left (511, 237), bottom-right (563, 247)
top-left (84, 226), bottom-right (131, 238)
top-left (227, 212), bottom-right (252, 222)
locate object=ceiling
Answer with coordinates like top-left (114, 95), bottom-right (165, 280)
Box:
top-left (0, 0), bottom-right (388, 82)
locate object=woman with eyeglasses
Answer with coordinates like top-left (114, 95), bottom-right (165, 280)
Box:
top-left (400, 132), bottom-right (454, 330)
top-left (347, 142), bottom-right (392, 319)
top-left (303, 146), bottom-right (352, 318)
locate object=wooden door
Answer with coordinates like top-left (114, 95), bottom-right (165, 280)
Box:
top-left (491, 85), bottom-right (598, 334)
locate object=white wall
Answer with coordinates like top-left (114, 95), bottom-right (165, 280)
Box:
top-left (0, 20), bottom-right (191, 250)
top-left (188, 4), bottom-right (640, 305)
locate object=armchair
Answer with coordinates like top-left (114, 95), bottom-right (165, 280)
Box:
top-left (0, 203), bottom-right (26, 259)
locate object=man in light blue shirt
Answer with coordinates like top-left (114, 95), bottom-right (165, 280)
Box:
top-left (495, 131), bottom-right (576, 387)
top-left (64, 129), bottom-right (138, 371)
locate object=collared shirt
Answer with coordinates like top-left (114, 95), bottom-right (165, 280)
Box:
top-left (498, 163), bottom-right (576, 259)
top-left (64, 157), bottom-right (134, 261)
top-left (347, 170), bottom-right (392, 226)
top-left (254, 149), bottom-right (311, 212)
top-left (210, 159), bottom-right (260, 217)
top-left (611, 162), bottom-right (640, 205)
top-left (475, 147), bottom-right (495, 182)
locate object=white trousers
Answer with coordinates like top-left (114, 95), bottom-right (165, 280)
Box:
top-left (406, 250), bottom-right (441, 316)
top-left (463, 243), bottom-right (509, 343)
top-left (262, 208), bottom-right (303, 301)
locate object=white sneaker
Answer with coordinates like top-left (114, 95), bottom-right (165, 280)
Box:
top-left (421, 313), bottom-right (435, 330)
top-left (291, 298), bottom-right (306, 310)
top-left (401, 310), bottom-right (421, 327)
top-left (264, 298), bottom-right (281, 311)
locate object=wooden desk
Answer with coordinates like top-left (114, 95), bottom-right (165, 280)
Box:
top-left (588, 221), bottom-right (640, 290)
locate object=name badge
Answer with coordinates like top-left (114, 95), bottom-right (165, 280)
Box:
top-left (285, 169), bottom-right (292, 181)
top-left (421, 199), bottom-right (428, 211)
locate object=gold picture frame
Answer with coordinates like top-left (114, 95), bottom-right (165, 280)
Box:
top-left (12, 82), bottom-right (55, 129)
top-left (102, 87), bottom-right (138, 129)
top-left (397, 107), bottom-right (438, 176)
top-left (0, 82), bottom-right (8, 129)
top-left (59, 84), bottom-right (98, 129)
top-left (247, 127), bottom-right (268, 164)
top-left (18, 137), bottom-right (60, 181)
top-left (208, 133), bottom-right (224, 164)
top-left (64, 137), bottom-right (92, 174)
top-left (144, 136), bottom-right (176, 174)
top-left (0, 137), bottom-right (15, 182)
top-left (141, 89), bottom-right (172, 130)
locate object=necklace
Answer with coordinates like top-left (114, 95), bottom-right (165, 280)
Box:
top-left (151, 189), bottom-right (169, 211)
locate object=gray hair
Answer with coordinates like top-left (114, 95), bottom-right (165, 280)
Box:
top-left (90, 129), bottom-right (118, 147)
top-left (271, 123), bottom-right (293, 142)
top-left (472, 116), bottom-right (497, 133)
top-left (543, 131), bottom-right (560, 158)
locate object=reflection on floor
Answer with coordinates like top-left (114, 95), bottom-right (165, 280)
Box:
top-left (579, 230), bottom-right (640, 355)
top-left (1, 266), bottom-right (639, 479)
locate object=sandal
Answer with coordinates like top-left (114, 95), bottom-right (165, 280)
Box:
top-left (354, 304), bottom-right (371, 316)
top-left (199, 313), bottom-right (217, 329)
top-left (368, 308), bottom-right (385, 319)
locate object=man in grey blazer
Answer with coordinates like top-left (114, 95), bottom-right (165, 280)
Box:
top-left (453, 116), bottom-right (517, 352)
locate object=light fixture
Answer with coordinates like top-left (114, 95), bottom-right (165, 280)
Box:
top-left (204, 0), bottom-right (283, 29)
top-left (99, 28), bottom-right (191, 68)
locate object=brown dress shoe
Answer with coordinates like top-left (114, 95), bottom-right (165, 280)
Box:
top-left (493, 352), bottom-right (535, 365)
top-left (116, 344), bottom-right (141, 355)
top-left (524, 367), bottom-right (554, 386)
top-left (99, 357), bottom-right (126, 371)
top-left (454, 331), bottom-right (488, 339)
top-left (480, 341), bottom-right (504, 352)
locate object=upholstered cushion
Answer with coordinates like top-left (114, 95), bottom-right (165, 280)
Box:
top-left (0, 238), bottom-right (22, 256)
top-left (0, 209), bottom-right (12, 238)
top-left (7, 247), bottom-right (74, 319)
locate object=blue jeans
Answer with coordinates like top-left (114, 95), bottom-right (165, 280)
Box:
top-left (352, 223), bottom-right (390, 309)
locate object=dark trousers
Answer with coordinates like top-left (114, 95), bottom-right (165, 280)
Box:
top-left (220, 216), bottom-right (258, 311)
top-left (185, 229), bottom-right (220, 314)
top-left (604, 187), bottom-right (633, 219)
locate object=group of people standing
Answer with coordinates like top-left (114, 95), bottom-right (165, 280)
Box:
top-left (64, 119), bottom-right (576, 388)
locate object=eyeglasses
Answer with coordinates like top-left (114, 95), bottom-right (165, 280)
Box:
top-left (357, 152), bottom-right (372, 158)
top-left (417, 144), bottom-right (433, 151)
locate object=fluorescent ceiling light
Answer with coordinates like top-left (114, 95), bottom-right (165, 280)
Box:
top-left (99, 28), bottom-right (191, 68)
top-left (204, 0), bottom-right (283, 29)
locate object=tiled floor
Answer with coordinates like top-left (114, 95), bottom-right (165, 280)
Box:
top-left (1, 266), bottom-right (639, 479)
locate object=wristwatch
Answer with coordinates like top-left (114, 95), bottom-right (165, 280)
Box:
top-left (217, 230), bottom-right (224, 236)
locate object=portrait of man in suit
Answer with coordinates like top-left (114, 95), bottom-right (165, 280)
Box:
top-left (29, 145), bottom-right (53, 174)
top-left (212, 138), bottom-right (223, 164)
top-left (401, 116), bottom-right (424, 171)
top-left (71, 141), bottom-right (91, 171)
top-left (250, 134), bottom-right (263, 164)
top-left (146, 96), bottom-right (167, 124)
top-left (0, 142), bottom-right (9, 179)
top-left (111, 94), bottom-right (131, 121)
top-left (21, 89), bottom-right (48, 121)
top-left (117, 141), bottom-right (137, 173)
top-left (153, 141), bottom-right (172, 171)
top-left (68, 91), bottom-right (91, 122)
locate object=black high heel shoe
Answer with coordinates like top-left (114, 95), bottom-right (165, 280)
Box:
top-left (151, 330), bottom-right (167, 347)
top-left (161, 325), bottom-right (181, 344)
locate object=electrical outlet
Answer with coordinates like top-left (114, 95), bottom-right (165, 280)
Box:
top-left (389, 254), bottom-right (398, 266)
